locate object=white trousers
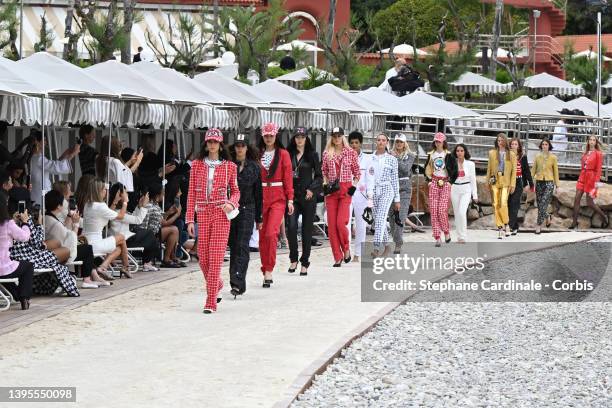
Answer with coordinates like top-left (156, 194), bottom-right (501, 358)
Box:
top-left (352, 194), bottom-right (368, 257)
top-left (451, 183), bottom-right (472, 241)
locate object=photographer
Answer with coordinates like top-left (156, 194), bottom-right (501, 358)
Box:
top-left (387, 61), bottom-right (425, 96)
top-left (44, 190), bottom-right (100, 289)
top-left (108, 183), bottom-right (160, 272)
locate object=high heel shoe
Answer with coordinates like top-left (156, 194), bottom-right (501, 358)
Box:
top-left (602, 217), bottom-right (609, 229)
top-left (203, 308), bottom-right (214, 314)
top-left (262, 279), bottom-right (273, 288)
top-left (120, 269), bottom-right (133, 279)
top-left (343, 253), bottom-right (351, 264)
top-left (300, 263), bottom-right (309, 276)
top-left (288, 263), bottom-right (298, 273)
top-left (333, 261), bottom-right (342, 267)
top-left (411, 227), bottom-right (425, 233)
top-left (96, 268), bottom-right (115, 281)
top-left (497, 228), bottom-right (503, 239)
top-left (569, 221), bottom-right (578, 230)
top-left (546, 215), bottom-right (552, 228)
top-left (445, 235), bottom-right (451, 243)
top-left (217, 293), bottom-right (222, 303)
top-left (230, 288), bottom-right (241, 299)
top-left (20, 298), bottom-right (30, 310)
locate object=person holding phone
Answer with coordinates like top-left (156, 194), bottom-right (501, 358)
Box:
top-left (96, 136), bottom-right (143, 200)
top-left (186, 128), bottom-right (240, 314)
top-left (286, 127), bottom-right (322, 276)
top-left (109, 183), bottom-right (160, 272)
top-left (0, 191), bottom-right (34, 310)
top-left (78, 124), bottom-right (97, 176)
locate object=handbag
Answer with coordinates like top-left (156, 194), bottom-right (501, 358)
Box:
top-left (362, 207), bottom-right (374, 225)
top-left (489, 175), bottom-right (497, 185)
top-left (323, 157), bottom-right (342, 196)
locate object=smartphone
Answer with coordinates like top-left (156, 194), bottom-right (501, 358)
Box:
top-left (18, 200), bottom-right (26, 214)
top-left (69, 197), bottom-right (77, 211)
top-left (174, 197), bottom-right (181, 207)
top-left (31, 204), bottom-right (41, 223)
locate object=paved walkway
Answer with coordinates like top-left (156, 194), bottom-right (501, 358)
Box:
top-left (0, 230), bottom-right (609, 408)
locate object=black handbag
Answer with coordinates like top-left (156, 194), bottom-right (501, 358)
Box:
top-left (362, 207), bottom-right (374, 225)
top-left (323, 179), bottom-right (340, 196)
top-left (392, 209), bottom-right (403, 226)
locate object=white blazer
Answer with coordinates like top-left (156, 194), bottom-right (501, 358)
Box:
top-left (454, 159), bottom-right (478, 200)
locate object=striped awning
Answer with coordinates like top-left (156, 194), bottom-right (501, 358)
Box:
top-left (63, 98), bottom-right (123, 126)
top-left (0, 95), bottom-right (64, 125)
top-left (15, 5), bottom-right (211, 59)
top-left (523, 73), bottom-right (584, 96)
top-left (240, 108), bottom-right (297, 129)
top-left (450, 72), bottom-right (513, 94)
top-left (189, 106), bottom-right (240, 129)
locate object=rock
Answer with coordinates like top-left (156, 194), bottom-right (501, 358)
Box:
top-left (517, 209), bottom-right (525, 221)
top-left (580, 207), bottom-right (595, 218)
top-left (467, 208), bottom-right (480, 221)
top-left (554, 181), bottom-right (582, 208)
top-left (481, 205), bottom-right (494, 216)
top-left (594, 184), bottom-right (612, 211)
top-left (550, 216), bottom-right (573, 229)
top-left (523, 208), bottom-right (538, 228)
top-left (557, 205), bottom-right (573, 219)
top-left (578, 215), bottom-right (592, 229)
top-left (591, 212), bottom-right (610, 228)
top-left (525, 189), bottom-right (536, 204)
top-left (476, 176), bottom-right (492, 205)
top-left (468, 214), bottom-right (495, 229)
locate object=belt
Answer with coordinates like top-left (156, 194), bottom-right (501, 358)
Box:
top-left (454, 182), bottom-right (470, 185)
top-left (398, 177), bottom-right (411, 180)
top-left (262, 182), bottom-right (283, 187)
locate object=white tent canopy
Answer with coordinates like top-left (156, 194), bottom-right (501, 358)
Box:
top-left (17, 52), bottom-right (117, 98)
top-left (475, 48), bottom-right (511, 59)
top-left (274, 67), bottom-right (336, 83)
top-left (604, 77), bottom-right (612, 96)
top-left (572, 50), bottom-right (612, 62)
top-left (564, 96), bottom-right (611, 117)
top-left (85, 61), bottom-right (171, 102)
top-left (253, 80), bottom-right (320, 110)
top-left (194, 71), bottom-right (268, 106)
top-left (381, 44), bottom-right (429, 57)
top-left (450, 72), bottom-right (513, 94)
top-left (276, 40), bottom-right (323, 52)
top-left (533, 95), bottom-right (567, 113)
top-left (494, 95), bottom-right (544, 115)
top-left (0, 57), bottom-right (41, 96)
top-left (303, 84), bottom-right (375, 113)
top-left (400, 91), bottom-right (479, 119)
top-left (523, 72), bottom-right (584, 96)
top-left (357, 87), bottom-right (407, 116)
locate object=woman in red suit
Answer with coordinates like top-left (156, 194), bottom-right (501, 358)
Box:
top-left (186, 128), bottom-right (240, 314)
top-left (257, 122), bottom-right (294, 288)
top-left (322, 127), bottom-right (360, 267)
top-left (570, 135), bottom-right (608, 229)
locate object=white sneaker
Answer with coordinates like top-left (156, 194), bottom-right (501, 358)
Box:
top-left (143, 264), bottom-right (159, 272)
top-left (95, 280), bottom-right (111, 286)
top-left (82, 281), bottom-right (99, 289)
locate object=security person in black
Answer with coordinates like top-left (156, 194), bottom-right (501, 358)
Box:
top-left (228, 134), bottom-right (263, 298)
top-left (286, 127), bottom-right (322, 276)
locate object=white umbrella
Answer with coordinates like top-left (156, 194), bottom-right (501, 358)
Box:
top-left (523, 72), bottom-right (584, 96)
top-left (450, 72), bottom-right (513, 93)
top-left (572, 50), bottom-right (612, 62)
top-left (380, 43), bottom-right (429, 57)
top-left (475, 48), bottom-right (511, 59)
top-left (275, 40), bottom-right (323, 52)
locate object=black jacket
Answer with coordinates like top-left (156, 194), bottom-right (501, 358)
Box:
top-left (236, 159), bottom-right (263, 223)
top-left (518, 154), bottom-right (534, 189)
top-left (290, 150), bottom-right (323, 199)
top-left (423, 151), bottom-right (458, 184)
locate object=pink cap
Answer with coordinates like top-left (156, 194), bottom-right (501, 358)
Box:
top-left (434, 132), bottom-right (446, 143)
top-left (262, 122), bottom-right (279, 136)
top-left (205, 128), bottom-right (223, 142)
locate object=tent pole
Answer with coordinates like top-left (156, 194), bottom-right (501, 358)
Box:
top-left (415, 118), bottom-right (421, 224)
top-left (41, 95), bottom-right (46, 235)
top-left (162, 104), bottom-right (168, 212)
top-left (106, 101), bottom-right (114, 202)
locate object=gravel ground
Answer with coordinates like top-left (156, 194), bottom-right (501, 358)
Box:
top-left (292, 239), bottom-right (612, 408)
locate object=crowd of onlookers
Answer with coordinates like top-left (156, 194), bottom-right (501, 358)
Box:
top-left (0, 123), bottom-right (199, 309)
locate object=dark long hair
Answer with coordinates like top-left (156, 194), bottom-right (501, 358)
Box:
top-left (287, 135), bottom-right (315, 163)
top-left (257, 135), bottom-right (285, 179)
top-left (229, 143), bottom-right (259, 162)
top-left (96, 136), bottom-right (122, 177)
top-left (452, 143), bottom-right (471, 160)
top-left (198, 140), bottom-right (231, 161)
top-left (109, 182), bottom-right (126, 209)
top-left (157, 138), bottom-right (177, 164)
top-left (509, 137), bottom-right (523, 159)
top-left (0, 191), bottom-right (10, 225)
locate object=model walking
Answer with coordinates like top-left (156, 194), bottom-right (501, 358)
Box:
top-left (370, 134), bottom-right (400, 256)
top-left (286, 127), bottom-right (322, 276)
top-left (450, 144), bottom-right (478, 243)
top-left (186, 128), bottom-right (240, 314)
top-left (388, 133), bottom-right (422, 254)
top-left (257, 123), bottom-right (294, 288)
top-left (486, 133), bottom-right (517, 239)
top-left (348, 131), bottom-right (373, 263)
top-left (228, 134), bottom-right (262, 298)
top-left (322, 127), bottom-right (360, 267)
top-left (531, 138), bottom-right (559, 235)
top-left (508, 138), bottom-right (534, 235)
top-left (424, 132), bottom-right (457, 247)
top-left (569, 135), bottom-right (607, 229)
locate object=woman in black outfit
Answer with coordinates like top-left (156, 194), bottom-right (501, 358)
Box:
top-left (228, 134), bottom-right (262, 298)
top-left (286, 127), bottom-right (323, 276)
top-left (508, 137), bottom-right (534, 235)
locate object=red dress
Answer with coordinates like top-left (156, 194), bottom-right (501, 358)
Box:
top-left (577, 150), bottom-right (603, 198)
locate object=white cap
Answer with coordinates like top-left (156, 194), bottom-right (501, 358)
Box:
top-left (394, 133), bottom-right (407, 143)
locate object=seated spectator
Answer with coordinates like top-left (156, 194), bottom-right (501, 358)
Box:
top-left (28, 128), bottom-right (79, 206)
top-left (108, 183), bottom-right (160, 272)
top-left (44, 190), bottom-right (101, 289)
top-left (0, 191), bottom-right (34, 310)
top-left (52, 180), bottom-right (73, 224)
top-left (164, 177), bottom-right (189, 258)
top-left (6, 160), bottom-right (28, 189)
top-left (96, 136), bottom-right (143, 198)
top-left (78, 124), bottom-right (97, 176)
top-left (77, 176), bottom-right (131, 279)
top-left (9, 200), bottom-right (79, 297)
top-left (140, 182), bottom-right (185, 268)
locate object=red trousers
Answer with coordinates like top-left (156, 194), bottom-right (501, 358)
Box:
top-left (197, 205), bottom-right (230, 311)
top-left (428, 179), bottom-right (451, 240)
top-left (325, 182), bottom-right (352, 262)
top-left (259, 198), bottom-right (286, 273)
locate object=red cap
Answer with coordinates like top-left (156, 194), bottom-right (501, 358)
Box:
top-left (205, 128), bottom-right (223, 142)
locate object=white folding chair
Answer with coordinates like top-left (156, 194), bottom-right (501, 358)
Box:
top-left (0, 278), bottom-right (18, 311)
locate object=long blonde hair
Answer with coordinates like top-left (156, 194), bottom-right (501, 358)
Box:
top-left (76, 177), bottom-right (107, 213)
top-left (324, 134), bottom-right (350, 156)
top-left (393, 138), bottom-right (414, 158)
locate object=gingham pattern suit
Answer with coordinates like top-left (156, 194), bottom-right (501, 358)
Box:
top-left (352, 151), bottom-right (374, 257)
top-left (186, 159), bottom-right (240, 311)
top-left (368, 152), bottom-right (400, 252)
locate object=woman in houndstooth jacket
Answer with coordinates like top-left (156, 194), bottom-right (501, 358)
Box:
top-left (257, 122), bottom-right (294, 288)
top-left (186, 128), bottom-right (240, 314)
